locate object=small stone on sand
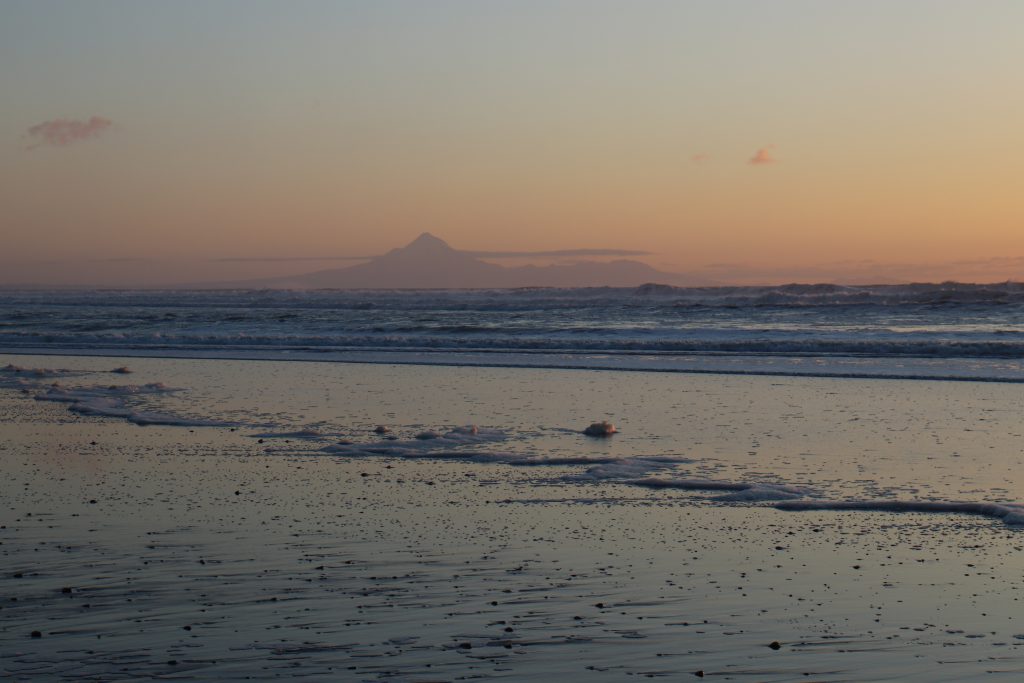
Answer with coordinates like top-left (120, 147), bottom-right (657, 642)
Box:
top-left (583, 421), bottom-right (617, 437)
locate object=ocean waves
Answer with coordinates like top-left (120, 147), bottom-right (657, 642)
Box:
top-left (3, 285), bottom-right (1024, 380)
top-left (4, 328), bottom-right (1024, 361)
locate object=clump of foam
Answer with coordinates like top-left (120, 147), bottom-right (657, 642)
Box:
top-left (321, 425), bottom-right (505, 458)
top-left (583, 421), bottom-right (617, 437)
top-left (775, 499), bottom-right (1024, 526)
top-left (408, 423), bottom-right (483, 442)
top-left (1, 364), bottom-right (73, 380)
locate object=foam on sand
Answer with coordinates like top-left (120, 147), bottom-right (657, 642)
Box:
top-left (775, 499), bottom-right (1024, 526)
top-left (34, 382), bottom-right (232, 427)
top-left (251, 429), bottom-right (327, 440)
top-left (311, 428), bottom-right (693, 475)
top-left (631, 477), bottom-right (809, 501)
top-left (569, 456), bottom-right (691, 481)
top-left (37, 382), bottom-right (174, 401)
top-left (3, 363), bottom-right (131, 383)
top-left (1, 363), bottom-right (75, 384)
top-left (321, 425), bottom-right (503, 455)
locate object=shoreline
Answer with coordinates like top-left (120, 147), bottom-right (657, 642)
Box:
top-left (4, 346), bottom-right (1024, 384)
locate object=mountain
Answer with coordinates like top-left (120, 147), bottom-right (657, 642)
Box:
top-left (238, 233), bottom-right (706, 289)
top-left (284, 232), bottom-right (506, 288)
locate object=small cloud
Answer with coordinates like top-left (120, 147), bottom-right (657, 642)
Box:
top-left (467, 248), bottom-right (651, 258)
top-left (214, 255), bottom-right (371, 263)
top-left (691, 153), bottom-right (710, 164)
top-left (25, 116), bottom-right (113, 149)
top-left (749, 146), bottom-right (776, 165)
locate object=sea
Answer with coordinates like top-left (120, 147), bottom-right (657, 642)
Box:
top-left (3, 281), bottom-right (1024, 381)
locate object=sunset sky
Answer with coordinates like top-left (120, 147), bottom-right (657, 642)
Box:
top-left (2, 0), bottom-right (1023, 286)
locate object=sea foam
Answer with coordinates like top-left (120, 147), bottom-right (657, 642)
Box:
top-left (314, 430), bottom-right (692, 475)
top-left (569, 457), bottom-right (691, 481)
top-left (775, 499), bottom-right (1024, 526)
top-left (34, 382), bottom-right (231, 427)
top-left (631, 477), bottom-right (809, 501)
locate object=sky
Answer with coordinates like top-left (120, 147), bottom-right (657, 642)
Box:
top-left (2, 0), bottom-right (1023, 286)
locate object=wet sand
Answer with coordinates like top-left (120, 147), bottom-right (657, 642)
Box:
top-left (2, 355), bottom-right (1024, 681)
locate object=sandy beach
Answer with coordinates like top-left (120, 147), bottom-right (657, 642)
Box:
top-left (3, 354), bottom-right (1024, 681)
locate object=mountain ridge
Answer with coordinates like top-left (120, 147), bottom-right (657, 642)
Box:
top-left (232, 233), bottom-right (709, 289)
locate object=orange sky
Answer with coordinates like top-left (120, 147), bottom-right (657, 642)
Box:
top-left (2, 1), bottom-right (1023, 286)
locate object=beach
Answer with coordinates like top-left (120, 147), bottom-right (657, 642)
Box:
top-left (7, 0), bottom-right (1024, 679)
top-left (3, 354), bottom-right (1024, 681)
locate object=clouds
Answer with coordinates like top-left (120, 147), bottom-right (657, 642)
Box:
top-left (25, 116), bottom-right (113, 149)
top-left (467, 248), bottom-right (651, 259)
top-left (215, 256), bottom-right (371, 263)
top-left (749, 146), bottom-right (776, 165)
top-left (688, 148), bottom-right (778, 166)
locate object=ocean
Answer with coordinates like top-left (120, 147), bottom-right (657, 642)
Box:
top-left (3, 282), bottom-right (1024, 381)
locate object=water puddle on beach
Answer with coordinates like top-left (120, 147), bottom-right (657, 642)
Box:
top-left (3, 354), bottom-right (1024, 681)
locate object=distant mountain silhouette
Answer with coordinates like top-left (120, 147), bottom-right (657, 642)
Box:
top-left (239, 233), bottom-right (707, 289)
